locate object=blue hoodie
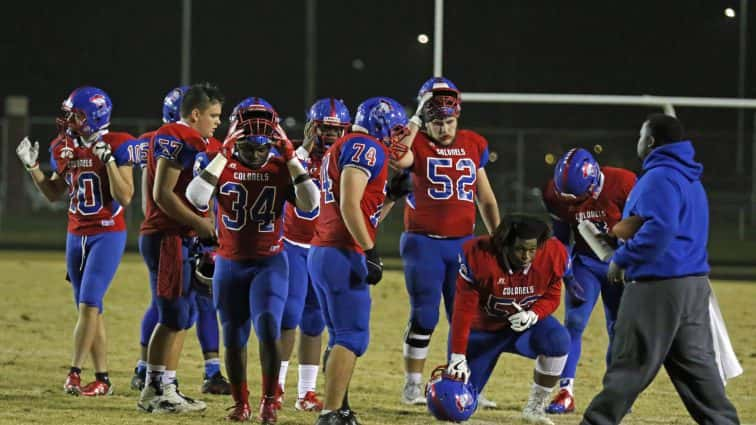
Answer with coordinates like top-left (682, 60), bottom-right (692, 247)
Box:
top-left (612, 141), bottom-right (710, 280)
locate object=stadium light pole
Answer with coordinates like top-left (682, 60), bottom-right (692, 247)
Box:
top-left (181, 0), bottom-right (192, 86)
top-left (433, 0), bottom-right (443, 77)
top-left (737, 0), bottom-right (748, 175)
top-left (305, 0), bottom-right (317, 109)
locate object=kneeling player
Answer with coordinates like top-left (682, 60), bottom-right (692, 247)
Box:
top-left (186, 97), bottom-right (319, 423)
top-left (446, 216), bottom-right (570, 425)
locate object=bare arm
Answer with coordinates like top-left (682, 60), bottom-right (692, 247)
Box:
top-left (103, 161), bottom-right (134, 206)
top-left (140, 168), bottom-right (148, 216)
top-left (340, 167), bottom-right (373, 250)
top-left (286, 158), bottom-right (320, 212)
top-left (475, 168), bottom-right (500, 234)
top-left (154, 157), bottom-right (213, 237)
top-left (378, 199), bottom-right (396, 222)
top-left (28, 168), bottom-right (68, 202)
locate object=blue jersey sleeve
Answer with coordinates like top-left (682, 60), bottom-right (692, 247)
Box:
top-left (193, 152), bottom-right (210, 177)
top-left (479, 146), bottom-right (490, 168)
top-left (49, 147), bottom-right (58, 173)
top-left (153, 133), bottom-right (199, 169)
top-left (111, 138), bottom-right (142, 166)
top-left (337, 137), bottom-right (386, 182)
top-left (458, 250), bottom-right (476, 285)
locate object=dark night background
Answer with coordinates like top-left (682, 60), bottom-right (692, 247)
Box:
top-left (2, 0), bottom-right (756, 264)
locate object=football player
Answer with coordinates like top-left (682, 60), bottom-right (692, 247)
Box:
top-left (308, 97), bottom-right (409, 425)
top-left (16, 87), bottom-right (135, 396)
top-left (390, 77), bottom-right (500, 405)
top-left (277, 98), bottom-right (352, 413)
top-left (137, 82), bottom-right (224, 414)
top-left (186, 97), bottom-right (319, 423)
top-left (541, 148), bottom-right (636, 414)
top-left (446, 215), bottom-right (571, 425)
top-left (129, 86), bottom-right (230, 396)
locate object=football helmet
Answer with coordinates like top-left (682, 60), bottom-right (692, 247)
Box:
top-left (553, 148), bottom-right (603, 201)
top-left (417, 77), bottom-right (461, 121)
top-left (307, 98), bottom-right (351, 150)
top-left (426, 366), bottom-right (478, 422)
top-left (162, 86), bottom-right (189, 123)
top-left (353, 97), bottom-right (409, 146)
top-left (230, 97), bottom-right (279, 168)
top-left (57, 87), bottom-right (112, 140)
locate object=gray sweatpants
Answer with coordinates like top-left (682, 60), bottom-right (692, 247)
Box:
top-left (581, 275), bottom-right (740, 425)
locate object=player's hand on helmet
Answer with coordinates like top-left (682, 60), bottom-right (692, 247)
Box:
top-left (16, 137), bottom-right (40, 170)
top-left (563, 274), bottom-right (586, 305)
top-left (446, 353), bottom-right (470, 384)
top-left (93, 141), bottom-right (114, 164)
top-left (508, 310), bottom-right (538, 332)
top-left (410, 91), bottom-right (433, 127)
top-left (196, 217), bottom-right (217, 246)
top-left (607, 260), bottom-right (625, 285)
top-left (222, 126), bottom-right (246, 154)
top-left (387, 171), bottom-right (412, 201)
top-left (301, 120), bottom-right (317, 153)
top-left (364, 247), bottom-right (383, 285)
top-left (273, 137), bottom-right (296, 162)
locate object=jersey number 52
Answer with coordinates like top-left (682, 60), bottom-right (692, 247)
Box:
top-left (426, 157), bottom-right (476, 202)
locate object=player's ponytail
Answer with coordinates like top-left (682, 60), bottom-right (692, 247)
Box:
top-left (491, 214), bottom-right (551, 256)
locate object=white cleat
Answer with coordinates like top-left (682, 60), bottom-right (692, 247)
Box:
top-left (522, 389), bottom-right (554, 425)
top-left (401, 382), bottom-right (427, 405)
top-left (170, 383), bottom-right (207, 412)
top-left (478, 392), bottom-right (498, 409)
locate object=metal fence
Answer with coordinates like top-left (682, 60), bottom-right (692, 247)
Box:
top-left (1, 117), bottom-right (754, 264)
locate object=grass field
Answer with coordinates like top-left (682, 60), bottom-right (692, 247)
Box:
top-left (0, 251), bottom-right (754, 425)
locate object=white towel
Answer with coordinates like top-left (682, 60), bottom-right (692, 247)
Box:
top-left (708, 286), bottom-right (743, 385)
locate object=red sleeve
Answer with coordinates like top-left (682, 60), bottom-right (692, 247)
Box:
top-left (450, 275), bottom-right (480, 354)
top-left (530, 240), bottom-right (567, 319)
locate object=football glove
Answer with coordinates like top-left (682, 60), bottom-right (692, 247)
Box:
top-left (446, 353), bottom-right (470, 383)
top-left (364, 247), bottom-right (383, 285)
top-left (387, 171), bottom-right (412, 201)
top-left (274, 137), bottom-right (296, 162)
top-left (508, 310), bottom-right (538, 332)
top-left (410, 91), bottom-right (433, 127)
top-left (16, 137), bottom-right (39, 170)
top-left (93, 141), bottom-right (114, 164)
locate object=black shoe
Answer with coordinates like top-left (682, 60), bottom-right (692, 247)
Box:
top-left (339, 409), bottom-right (361, 425)
top-left (201, 371), bottom-right (231, 395)
top-left (130, 367), bottom-right (146, 391)
top-left (315, 411), bottom-right (348, 425)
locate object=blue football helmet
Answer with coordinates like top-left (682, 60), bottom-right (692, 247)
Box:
top-left (426, 366), bottom-right (478, 422)
top-left (58, 86), bottom-right (112, 139)
top-left (162, 86), bottom-right (189, 123)
top-left (307, 98), bottom-right (351, 150)
top-left (417, 77), bottom-right (461, 121)
top-left (230, 97), bottom-right (279, 169)
top-left (353, 97), bottom-right (409, 146)
top-left (553, 148), bottom-right (603, 201)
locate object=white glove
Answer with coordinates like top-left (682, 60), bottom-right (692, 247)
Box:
top-left (410, 91), bottom-right (433, 127)
top-left (446, 353), bottom-right (470, 383)
top-left (16, 137), bottom-right (40, 170)
top-left (93, 141), bottom-right (114, 164)
top-left (508, 310), bottom-right (539, 332)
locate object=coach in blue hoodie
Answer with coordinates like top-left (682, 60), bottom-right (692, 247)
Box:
top-left (581, 114), bottom-right (740, 425)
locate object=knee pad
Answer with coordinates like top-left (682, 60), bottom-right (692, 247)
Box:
top-left (222, 320), bottom-right (252, 349)
top-left (411, 304), bottom-right (441, 332)
top-left (542, 327), bottom-right (571, 357)
top-left (300, 305), bottom-right (325, 337)
top-left (334, 330), bottom-right (369, 357)
top-left (403, 320), bottom-right (433, 360)
top-left (157, 296), bottom-right (193, 330)
top-left (140, 302), bottom-right (159, 347)
top-left (535, 354), bottom-right (568, 377)
top-left (253, 312), bottom-right (280, 343)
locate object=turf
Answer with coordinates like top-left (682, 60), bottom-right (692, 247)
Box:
top-left (0, 251), bottom-right (753, 424)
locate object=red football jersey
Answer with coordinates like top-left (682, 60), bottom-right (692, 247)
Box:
top-left (50, 132), bottom-right (134, 236)
top-left (542, 166), bottom-right (636, 256)
top-left (215, 155), bottom-right (293, 261)
top-left (404, 129), bottom-right (490, 237)
top-left (283, 155), bottom-right (322, 246)
top-left (140, 122), bottom-right (213, 236)
top-left (310, 133), bottom-right (389, 252)
top-left (450, 236), bottom-right (567, 354)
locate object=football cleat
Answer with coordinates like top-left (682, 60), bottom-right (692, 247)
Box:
top-left (315, 411), bottom-right (347, 425)
top-left (522, 388), bottom-right (554, 425)
top-left (478, 392), bottom-right (498, 409)
top-left (173, 384), bottom-right (207, 412)
top-left (272, 384), bottom-right (284, 410)
top-left (81, 380), bottom-right (113, 396)
top-left (546, 388), bottom-right (575, 414)
top-left (64, 371), bottom-right (81, 395)
top-left (295, 391), bottom-right (324, 411)
top-left (131, 367), bottom-right (146, 390)
top-left (226, 401), bottom-right (252, 422)
top-left (338, 409), bottom-right (362, 425)
top-left (259, 396), bottom-right (278, 424)
top-left (201, 371), bottom-right (231, 395)
top-left (400, 382), bottom-right (426, 405)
